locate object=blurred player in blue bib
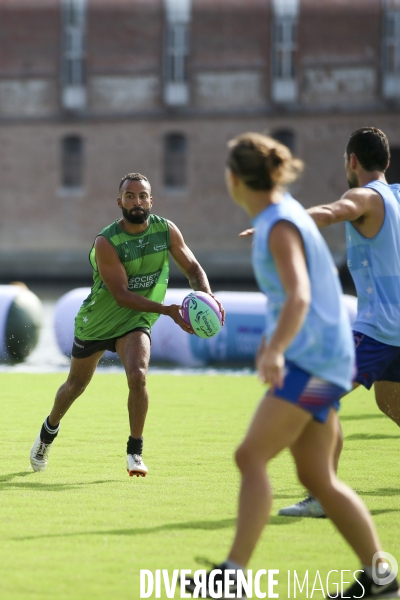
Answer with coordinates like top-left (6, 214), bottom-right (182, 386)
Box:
top-left (182, 132), bottom-right (398, 600)
top-left (279, 128), bottom-right (400, 529)
top-left (252, 189), bottom-right (354, 421)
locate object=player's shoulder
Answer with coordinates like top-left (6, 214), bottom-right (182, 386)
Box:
top-left (165, 220), bottom-right (187, 248)
top-left (340, 186), bottom-right (380, 203)
top-left (95, 233), bottom-right (112, 246)
top-left (269, 218), bottom-right (304, 248)
top-left (164, 218), bottom-right (180, 234)
top-left (149, 213), bottom-right (170, 229)
top-left (341, 186), bottom-right (366, 199)
top-left (94, 221), bottom-right (123, 251)
top-left (98, 220), bottom-right (120, 237)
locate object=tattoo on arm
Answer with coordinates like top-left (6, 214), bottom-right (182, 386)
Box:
top-left (188, 265), bottom-right (212, 294)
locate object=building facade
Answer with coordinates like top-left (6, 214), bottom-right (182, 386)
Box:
top-left (1, 0), bottom-right (400, 281)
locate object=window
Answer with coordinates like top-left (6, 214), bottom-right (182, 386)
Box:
top-left (273, 17), bottom-right (297, 80)
top-left (61, 0), bottom-right (87, 110)
top-left (382, 0), bottom-right (400, 98)
top-left (163, 0), bottom-right (191, 106)
top-left (165, 22), bottom-right (188, 85)
top-left (386, 147), bottom-right (400, 183)
top-left (271, 0), bottom-right (299, 103)
top-left (164, 133), bottom-right (187, 189)
top-left (271, 129), bottom-right (296, 152)
top-left (62, 135), bottom-right (84, 188)
top-left (385, 11), bottom-right (400, 74)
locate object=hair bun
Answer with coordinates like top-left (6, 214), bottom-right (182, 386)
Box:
top-left (227, 132), bottom-right (304, 191)
top-left (267, 147), bottom-right (283, 168)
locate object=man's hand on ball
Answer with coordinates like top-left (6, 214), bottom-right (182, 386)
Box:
top-left (209, 293), bottom-right (225, 325)
top-left (165, 304), bottom-right (194, 334)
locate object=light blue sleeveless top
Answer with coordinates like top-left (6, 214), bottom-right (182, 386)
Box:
top-left (252, 193), bottom-right (354, 390)
top-left (346, 180), bottom-right (400, 346)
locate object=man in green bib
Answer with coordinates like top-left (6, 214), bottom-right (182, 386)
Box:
top-left (30, 173), bottom-right (221, 477)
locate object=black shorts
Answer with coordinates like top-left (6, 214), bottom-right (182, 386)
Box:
top-left (71, 327), bottom-right (151, 359)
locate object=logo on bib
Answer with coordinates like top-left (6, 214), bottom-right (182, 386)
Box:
top-left (128, 270), bottom-right (162, 290)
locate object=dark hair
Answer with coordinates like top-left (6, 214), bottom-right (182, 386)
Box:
top-left (227, 132), bottom-right (303, 191)
top-left (119, 173), bottom-right (150, 192)
top-left (346, 128), bottom-right (390, 172)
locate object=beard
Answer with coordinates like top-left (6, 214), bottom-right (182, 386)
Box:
top-left (347, 172), bottom-right (359, 189)
top-left (121, 206), bottom-right (151, 224)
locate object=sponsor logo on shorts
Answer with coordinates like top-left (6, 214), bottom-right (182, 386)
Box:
top-left (353, 333), bottom-right (364, 348)
top-left (73, 340), bottom-right (85, 348)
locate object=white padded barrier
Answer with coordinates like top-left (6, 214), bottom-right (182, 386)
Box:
top-left (54, 288), bottom-right (357, 367)
top-left (0, 285), bottom-right (42, 362)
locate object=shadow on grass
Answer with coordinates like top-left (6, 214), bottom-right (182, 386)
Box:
top-left (340, 414), bottom-right (385, 421)
top-left (0, 473), bottom-right (303, 500)
top-left (269, 515), bottom-right (302, 525)
top-left (356, 488), bottom-right (400, 497)
top-left (0, 471), bottom-right (119, 491)
top-left (13, 514), bottom-right (300, 541)
top-left (0, 470), bottom-right (33, 481)
top-left (345, 433), bottom-right (399, 440)
top-left (370, 508), bottom-right (400, 515)
top-left (13, 518), bottom-right (236, 541)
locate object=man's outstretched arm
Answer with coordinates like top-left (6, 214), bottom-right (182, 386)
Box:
top-left (238, 189), bottom-right (373, 236)
top-left (168, 220), bottom-right (225, 323)
top-left (307, 189), bottom-right (371, 228)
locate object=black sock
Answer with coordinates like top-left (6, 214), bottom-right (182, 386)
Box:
top-left (127, 436), bottom-right (143, 456)
top-left (40, 416), bottom-right (60, 444)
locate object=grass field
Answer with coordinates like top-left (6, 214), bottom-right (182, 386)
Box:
top-left (1, 372), bottom-right (399, 599)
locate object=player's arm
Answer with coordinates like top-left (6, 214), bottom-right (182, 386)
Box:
top-left (94, 235), bottom-right (193, 333)
top-left (168, 221), bottom-right (225, 324)
top-left (257, 221), bottom-right (310, 388)
top-left (307, 189), bottom-right (370, 228)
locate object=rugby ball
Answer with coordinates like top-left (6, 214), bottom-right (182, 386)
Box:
top-left (181, 291), bottom-right (222, 338)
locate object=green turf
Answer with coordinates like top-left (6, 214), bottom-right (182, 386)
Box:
top-left (0, 373), bottom-right (399, 599)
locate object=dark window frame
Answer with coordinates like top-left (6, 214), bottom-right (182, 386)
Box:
top-left (386, 146), bottom-right (400, 184)
top-left (61, 135), bottom-right (84, 189)
top-left (271, 129), bottom-right (296, 153)
top-left (164, 133), bottom-right (187, 190)
top-left (61, 0), bottom-right (87, 88)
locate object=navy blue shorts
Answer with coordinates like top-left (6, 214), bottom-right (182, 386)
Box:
top-left (353, 330), bottom-right (400, 389)
top-left (267, 360), bottom-right (346, 423)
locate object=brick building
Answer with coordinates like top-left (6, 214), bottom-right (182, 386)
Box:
top-left (1, 0), bottom-right (400, 282)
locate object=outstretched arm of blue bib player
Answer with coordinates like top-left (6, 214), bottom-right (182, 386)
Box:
top-left (307, 147), bottom-right (386, 232)
top-left (238, 193), bottom-right (371, 234)
top-left (306, 187), bottom-right (384, 231)
top-left (239, 188), bottom-right (383, 237)
top-left (168, 221), bottom-right (225, 325)
top-left (239, 192), bottom-right (373, 239)
top-left (94, 235), bottom-right (194, 333)
top-left (256, 220), bottom-right (310, 389)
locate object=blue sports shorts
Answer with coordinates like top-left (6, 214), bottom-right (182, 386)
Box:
top-left (267, 360), bottom-right (346, 423)
top-left (353, 330), bottom-right (400, 389)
